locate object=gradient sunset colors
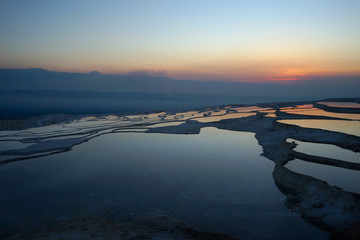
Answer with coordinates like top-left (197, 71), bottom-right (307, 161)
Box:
top-left (1, 0), bottom-right (359, 82)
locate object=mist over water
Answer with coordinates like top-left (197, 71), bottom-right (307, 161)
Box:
top-left (0, 91), bottom-right (287, 119)
top-left (1, 69), bottom-right (359, 119)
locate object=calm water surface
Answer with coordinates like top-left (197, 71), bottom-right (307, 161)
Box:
top-left (286, 159), bottom-right (360, 194)
top-left (288, 138), bottom-right (360, 163)
top-left (317, 102), bottom-right (360, 108)
top-left (278, 119), bottom-right (360, 137)
top-left (194, 112), bottom-right (256, 122)
top-left (281, 108), bottom-right (360, 120)
top-left (0, 127), bottom-right (326, 239)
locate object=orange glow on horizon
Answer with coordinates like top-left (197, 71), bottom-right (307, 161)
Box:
top-left (257, 77), bottom-right (300, 82)
top-left (2, 55), bottom-right (359, 83)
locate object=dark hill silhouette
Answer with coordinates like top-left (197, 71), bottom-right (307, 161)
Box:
top-left (0, 68), bottom-right (359, 118)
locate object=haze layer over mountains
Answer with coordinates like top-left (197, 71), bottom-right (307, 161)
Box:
top-left (1, 68), bottom-right (359, 118)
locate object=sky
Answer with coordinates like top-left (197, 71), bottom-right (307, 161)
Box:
top-left (0, 0), bottom-right (359, 82)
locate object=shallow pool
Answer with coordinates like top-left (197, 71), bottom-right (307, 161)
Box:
top-left (0, 127), bottom-right (326, 239)
top-left (317, 102), bottom-right (360, 109)
top-left (278, 119), bottom-right (360, 137)
top-left (281, 108), bottom-right (360, 120)
top-left (194, 112), bottom-right (255, 123)
top-left (286, 159), bottom-right (360, 194)
top-left (287, 138), bottom-right (360, 163)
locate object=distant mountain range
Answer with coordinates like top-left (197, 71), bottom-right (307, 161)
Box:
top-left (1, 68), bottom-right (360, 96)
top-left (0, 68), bottom-right (288, 95)
top-left (0, 68), bottom-right (359, 118)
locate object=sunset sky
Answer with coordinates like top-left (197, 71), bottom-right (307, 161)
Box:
top-left (1, 0), bottom-right (359, 82)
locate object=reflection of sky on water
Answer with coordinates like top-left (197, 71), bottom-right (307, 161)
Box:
top-left (278, 119), bottom-right (360, 137)
top-left (259, 109), bottom-right (276, 113)
top-left (318, 102), bottom-right (360, 109)
top-left (0, 141), bottom-right (32, 151)
top-left (295, 104), bottom-right (314, 109)
top-left (280, 104), bottom-right (313, 111)
top-left (0, 127), bottom-right (325, 239)
top-left (286, 159), bottom-right (360, 194)
top-left (194, 112), bottom-right (256, 123)
top-left (287, 138), bottom-right (360, 163)
top-left (281, 108), bottom-right (360, 120)
top-left (2, 102), bottom-right (360, 239)
top-left (230, 106), bottom-right (271, 112)
top-left (147, 121), bottom-right (184, 128)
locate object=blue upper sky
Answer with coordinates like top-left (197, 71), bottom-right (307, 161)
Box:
top-left (1, 0), bottom-right (359, 81)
